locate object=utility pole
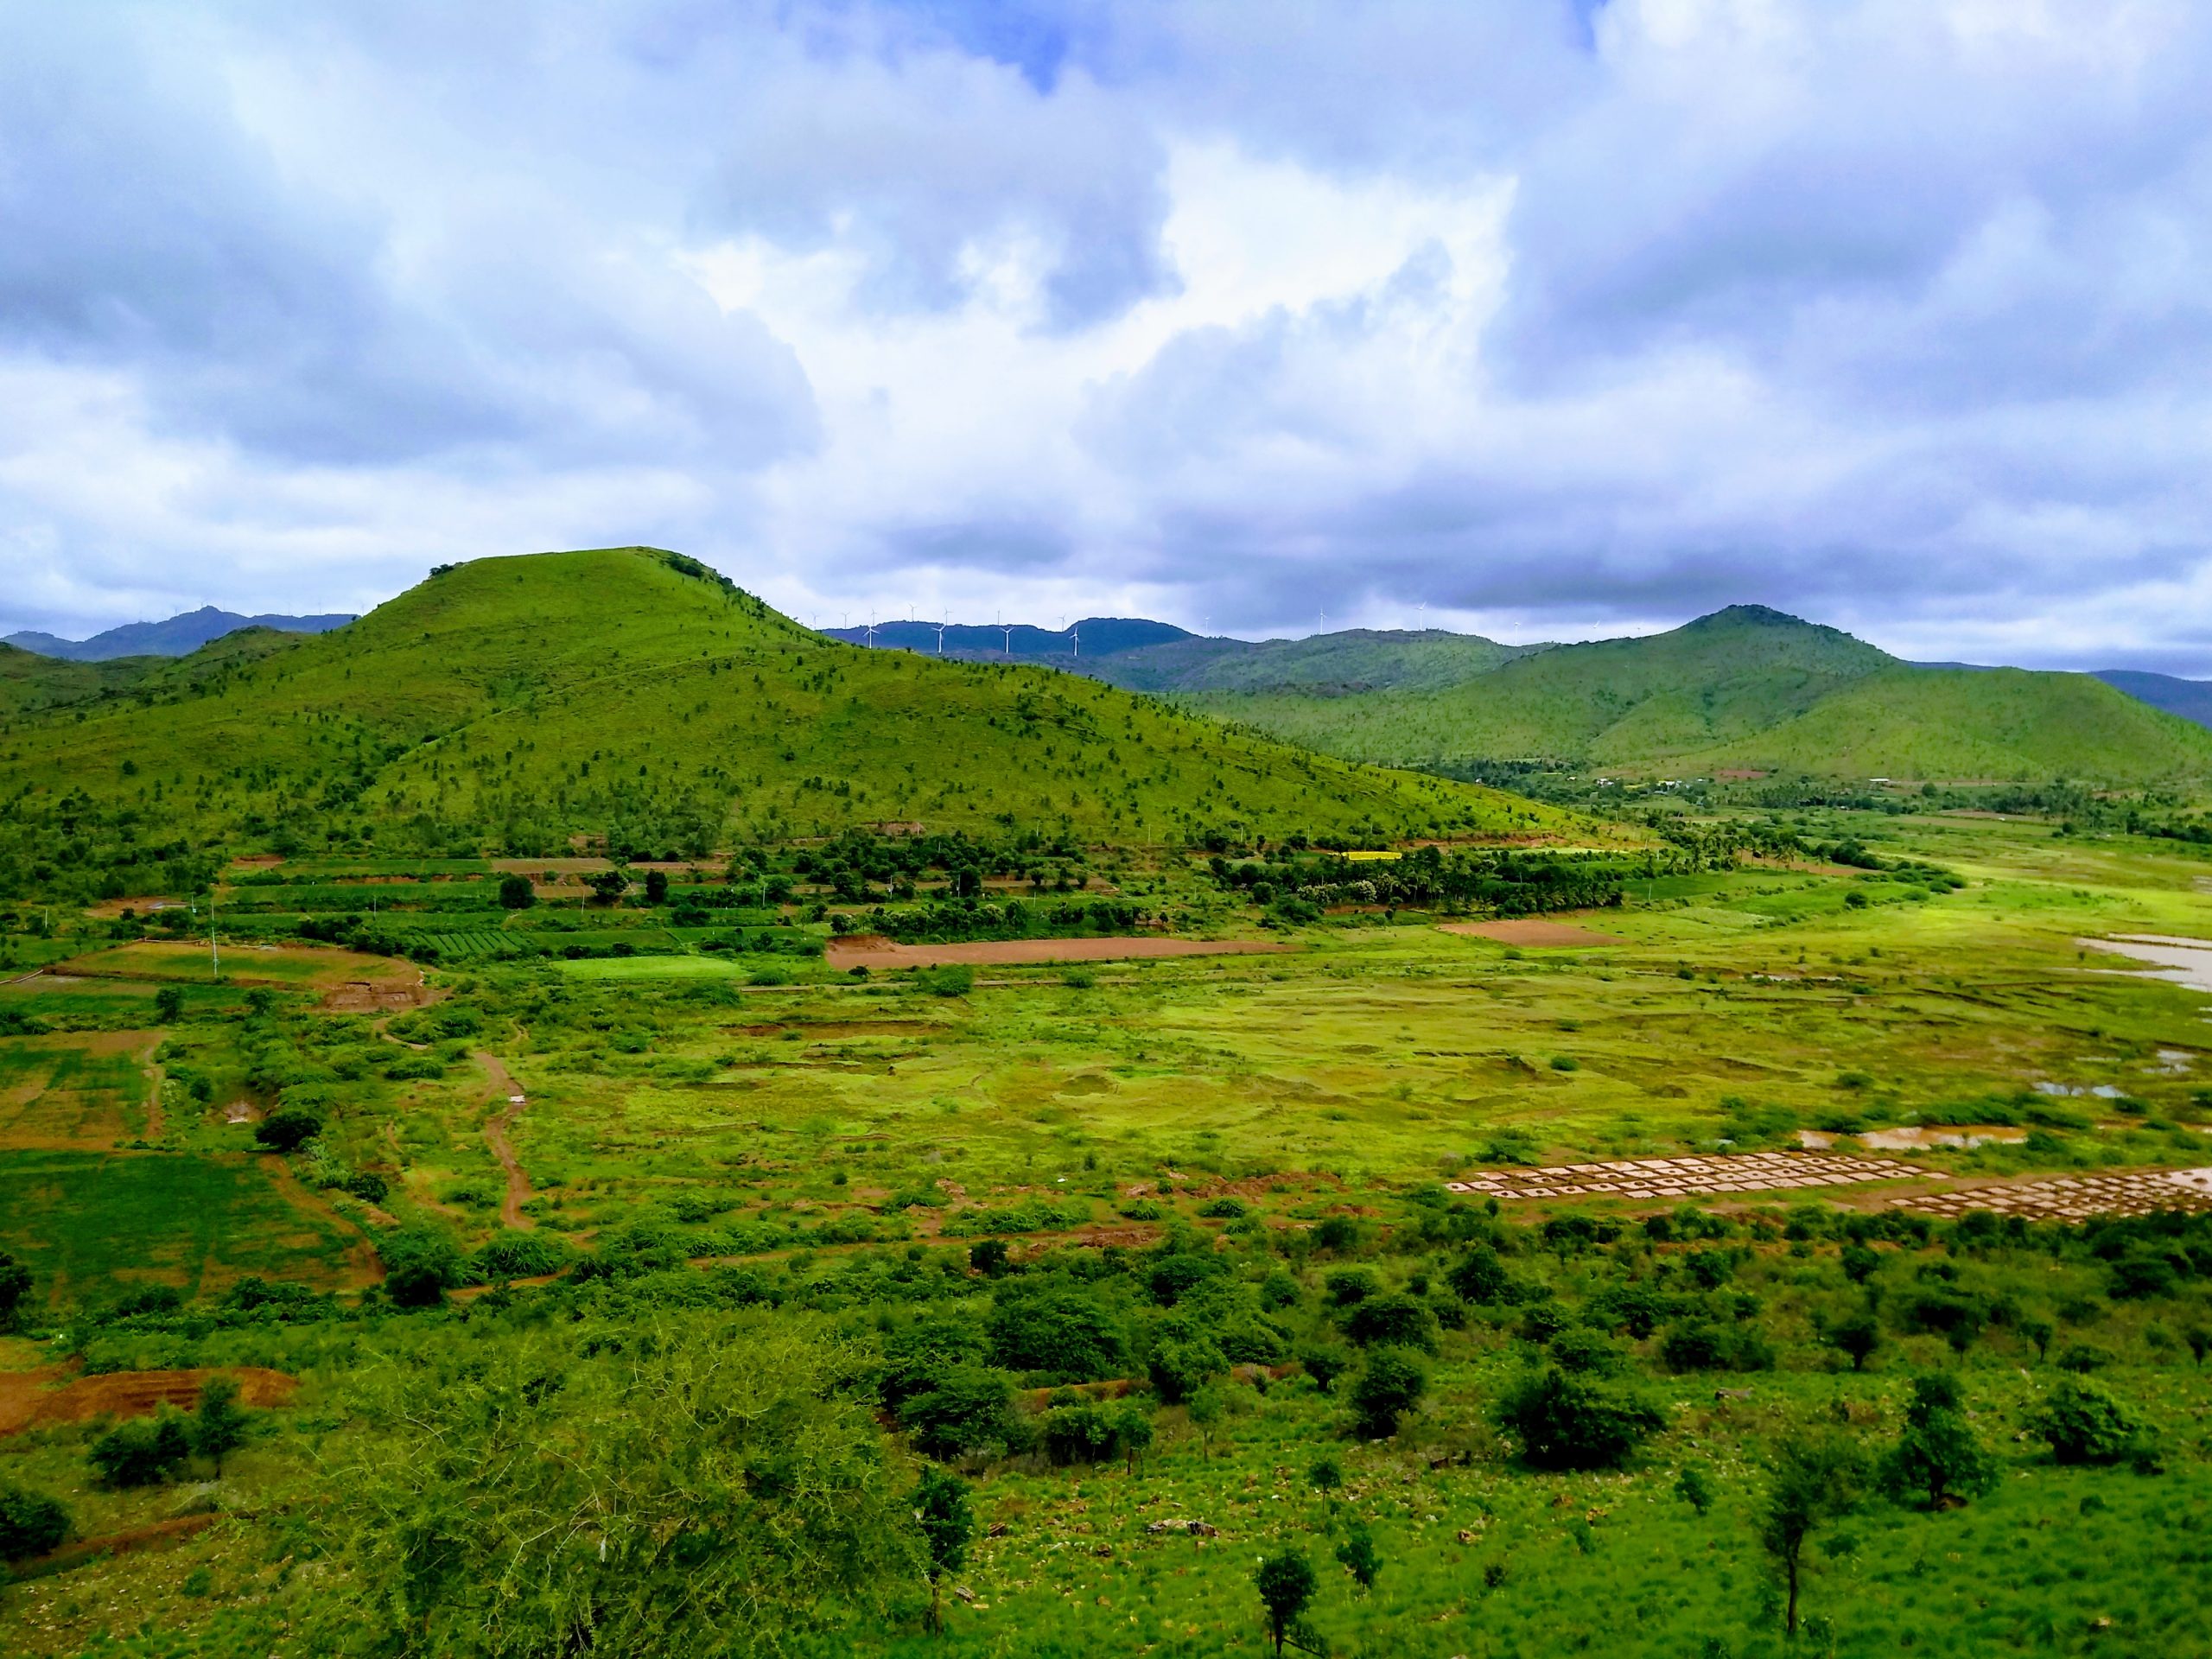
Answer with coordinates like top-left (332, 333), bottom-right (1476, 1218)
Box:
top-left (209, 886), bottom-right (220, 982)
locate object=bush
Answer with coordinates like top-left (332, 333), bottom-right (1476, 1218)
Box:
top-left (346, 1171), bottom-right (391, 1205)
top-left (1495, 1366), bottom-right (1662, 1471)
top-left (899, 1365), bottom-right (1027, 1461)
top-left (1147, 1315), bottom-right (1229, 1403)
top-left (1198, 1197), bottom-right (1247, 1219)
top-left (89, 1411), bottom-right (193, 1487)
top-left (380, 1228), bottom-right (468, 1307)
top-left (253, 1109), bottom-right (322, 1153)
top-left (1298, 1342), bottom-right (1351, 1394)
top-left (0, 1484), bottom-right (71, 1560)
top-left (1341, 1292), bottom-right (1439, 1352)
top-left (499, 874), bottom-right (536, 910)
top-left (1446, 1245), bottom-right (1510, 1305)
top-left (918, 963), bottom-right (975, 997)
top-left (878, 1316), bottom-right (987, 1410)
top-left (473, 1230), bottom-right (574, 1281)
top-left (2033, 1379), bottom-right (2143, 1466)
top-left (985, 1283), bottom-right (1127, 1382)
top-left (1347, 1349), bottom-right (1427, 1439)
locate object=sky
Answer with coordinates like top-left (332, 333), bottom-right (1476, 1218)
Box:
top-left (4, 0), bottom-right (2212, 671)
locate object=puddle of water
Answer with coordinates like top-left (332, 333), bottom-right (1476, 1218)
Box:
top-left (2078, 936), bottom-right (2212, 994)
top-left (1800, 1126), bottom-right (2027, 1152)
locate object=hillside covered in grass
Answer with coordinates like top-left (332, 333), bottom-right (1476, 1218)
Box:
top-left (0, 548), bottom-right (1554, 860)
top-left (1179, 606), bottom-right (2212, 785)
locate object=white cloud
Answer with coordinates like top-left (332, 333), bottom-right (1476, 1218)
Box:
top-left (3, 0), bottom-right (2211, 672)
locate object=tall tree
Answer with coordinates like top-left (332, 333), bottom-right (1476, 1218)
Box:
top-left (912, 1469), bottom-right (973, 1636)
top-left (193, 1376), bottom-right (251, 1478)
top-left (1758, 1427), bottom-right (1866, 1637)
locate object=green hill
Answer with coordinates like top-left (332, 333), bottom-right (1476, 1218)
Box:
top-left (0, 548), bottom-right (1554, 855)
top-left (1080, 627), bottom-right (1540, 696)
top-left (1179, 605), bottom-right (2212, 785)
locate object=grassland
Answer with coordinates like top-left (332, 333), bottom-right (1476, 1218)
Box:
top-left (6, 798), bottom-right (2212, 1656)
top-left (0, 549), bottom-right (1552, 857)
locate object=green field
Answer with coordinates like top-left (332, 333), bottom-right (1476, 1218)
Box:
top-left (0, 1149), bottom-right (368, 1306)
top-left (7, 661), bottom-right (2212, 1656)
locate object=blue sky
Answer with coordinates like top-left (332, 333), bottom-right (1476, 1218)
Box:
top-left (4, 1), bottom-right (2211, 670)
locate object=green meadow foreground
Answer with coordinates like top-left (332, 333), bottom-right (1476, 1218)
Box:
top-left (3, 805), bottom-right (2212, 1656)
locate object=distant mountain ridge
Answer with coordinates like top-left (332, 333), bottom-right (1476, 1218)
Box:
top-left (5, 605), bottom-right (356, 661)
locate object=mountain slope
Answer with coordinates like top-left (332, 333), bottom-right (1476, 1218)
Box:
top-left (2094, 670), bottom-right (2212, 732)
top-left (5, 606), bottom-right (357, 661)
top-left (826, 619), bottom-right (1535, 696)
top-left (1179, 606), bottom-right (2212, 785)
top-left (0, 548), bottom-right (1555, 853)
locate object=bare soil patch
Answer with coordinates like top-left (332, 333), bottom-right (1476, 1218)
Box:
top-left (1448, 1150), bottom-right (1921, 1202)
top-left (1438, 919), bottom-right (1626, 948)
top-left (826, 935), bottom-right (1295, 970)
top-left (474, 1051), bottom-right (535, 1230)
top-left (1898, 1166), bottom-right (2212, 1222)
top-left (0, 1366), bottom-right (298, 1436)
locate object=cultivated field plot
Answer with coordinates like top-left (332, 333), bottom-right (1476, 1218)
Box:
top-left (0, 1033), bottom-right (152, 1147)
top-left (824, 934), bottom-right (1298, 969)
top-left (1436, 918), bottom-right (1626, 946)
top-left (1902, 1166), bottom-right (2212, 1221)
top-left (0, 1366), bottom-right (297, 1436)
top-left (51, 939), bottom-right (414, 992)
top-left (0, 1150), bottom-right (372, 1306)
top-left (1446, 1149), bottom-right (1922, 1201)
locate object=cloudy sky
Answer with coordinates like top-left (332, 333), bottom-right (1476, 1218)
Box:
top-left (4, 0), bottom-right (2211, 669)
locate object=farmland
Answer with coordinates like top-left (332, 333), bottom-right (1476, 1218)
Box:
top-left (0, 798), bottom-right (2209, 1656)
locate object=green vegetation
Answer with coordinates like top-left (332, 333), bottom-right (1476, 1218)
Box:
top-left (1173, 605), bottom-right (2212, 786)
top-left (8, 573), bottom-right (2212, 1655)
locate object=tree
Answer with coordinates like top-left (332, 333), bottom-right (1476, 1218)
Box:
top-left (1758, 1428), bottom-right (1866, 1637)
top-left (498, 874), bottom-right (536, 910)
top-left (967, 1237), bottom-right (1010, 1278)
top-left (1253, 1550), bottom-right (1319, 1656)
top-left (645, 869), bottom-right (671, 905)
top-left (253, 1108), bottom-right (322, 1154)
top-left (1675, 1463), bottom-right (1714, 1516)
top-left (587, 868), bottom-right (631, 903)
top-left (154, 985), bottom-right (186, 1023)
top-left (1825, 1308), bottom-right (1881, 1372)
top-left (1883, 1373), bottom-right (1995, 1510)
top-left (1495, 1365), bottom-right (1662, 1471)
top-left (913, 1469), bottom-right (974, 1635)
top-left (1115, 1403), bottom-right (1156, 1475)
top-left (331, 1317), bottom-right (916, 1656)
top-left (0, 1251), bottom-right (31, 1332)
top-left (1148, 1316), bottom-right (1229, 1404)
top-left (0, 1484), bottom-right (71, 1561)
top-left (1348, 1349), bottom-right (1427, 1440)
top-left (1185, 1385), bottom-right (1225, 1459)
top-left (1336, 1520), bottom-right (1382, 1592)
top-left (193, 1375), bottom-right (251, 1478)
top-left (1840, 1243), bottom-right (1880, 1283)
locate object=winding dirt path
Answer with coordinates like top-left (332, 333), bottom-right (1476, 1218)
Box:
top-left (475, 1051), bottom-right (535, 1230)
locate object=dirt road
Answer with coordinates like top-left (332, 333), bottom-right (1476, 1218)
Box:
top-left (474, 1052), bottom-right (535, 1230)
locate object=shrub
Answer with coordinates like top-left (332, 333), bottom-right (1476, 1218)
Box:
top-left (89, 1411), bottom-right (193, 1487)
top-left (380, 1228), bottom-right (468, 1307)
top-left (1198, 1197), bottom-right (1247, 1219)
top-left (1347, 1349), bottom-right (1428, 1439)
top-left (1324, 1268), bottom-right (1380, 1307)
top-left (918, 963), bottom-right (975, 997)
top-left (474, 1230), bottom-right (574, 1281)
top-left (346, 1171), bottom-right (391, 1205)
top-left (1147, 1315), bottom-right (1229, 1403)
top-left (899, 1365), bottom-right (1028, 1461)
top-left (1341, 1292), bottom-right (1438, 1352)
top-left (878, 1317), bottom-right (987, 1410)
top-left (2033, 1379), bottom-right (2142, 1466)
top-left (253, 1109), bottom-right (322, 1154)
top-left (1298, 1342), bottom-right (1351, 1394)
top-left (1147, 1252), bottom-right (1228, 1306)
top-left (985, 1283), bottom-right (1127, 1381)
top-left (1446, 1245), bottom-right (1510, 1305)
top-left (1495, 1366), bottom-right (1662, 1471)
top-left (499, 874), bottom-right (536, 910)
top-left (0, 1484), bottom-right (71, 1560)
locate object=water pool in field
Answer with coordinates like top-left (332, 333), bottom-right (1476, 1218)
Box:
top-left (2078, 934), bottom-right (2212, 994)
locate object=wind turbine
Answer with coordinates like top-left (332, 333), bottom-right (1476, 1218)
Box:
top-left (1067, 617), bottom-right (1080, 658)
top-left (863, 611), bottom-right (878, 649)
top-left (1416, 600), bottom-right (1427, 631)
top-left (997, 611), bottom-right (1013, 653)
top-left (933, 613), bottom-right (948, 654)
